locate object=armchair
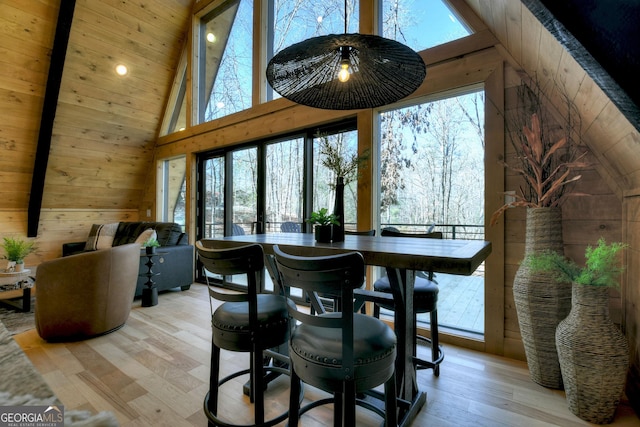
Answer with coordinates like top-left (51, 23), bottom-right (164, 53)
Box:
top-left (35, 243), bottom-right (140, 341)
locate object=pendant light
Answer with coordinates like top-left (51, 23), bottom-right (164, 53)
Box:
top-left (266, 1), bottom-right (426, 110)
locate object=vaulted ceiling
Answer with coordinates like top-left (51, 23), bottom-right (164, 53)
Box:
top-left (1, 0), bottom-right (639, 230)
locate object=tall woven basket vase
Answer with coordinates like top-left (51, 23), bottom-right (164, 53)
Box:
top-left (513, 207), bottom-right (572, 389)
top-left (556, 284), bottom-right (629, 424)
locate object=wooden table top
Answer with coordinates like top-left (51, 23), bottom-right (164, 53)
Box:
top-left (204, 233), bottom-right (491, 276)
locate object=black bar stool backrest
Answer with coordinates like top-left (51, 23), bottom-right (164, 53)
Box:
top-left (196, 241), bottom-right (263, 319)
top-left (381, 228), bottom-right (442, 239)
top-left (273, 245), bottom-right (365, 371)
top-left (345, 229), bottom-right (376, 236)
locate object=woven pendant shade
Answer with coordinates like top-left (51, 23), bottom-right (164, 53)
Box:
top-left (266, 33), bottom-right (426, 110)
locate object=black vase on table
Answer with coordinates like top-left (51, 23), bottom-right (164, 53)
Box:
top-left (332, 176), bottom-right (345, 242)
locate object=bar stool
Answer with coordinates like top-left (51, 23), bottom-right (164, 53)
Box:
top-left (196, 241), bottom-right (291, 427)
top-left (373, 228), bottom-right (445, 376)
top-left (273, 245), bottom-right (398, 427)
top-left (344, 229), bottom-right (376, 236)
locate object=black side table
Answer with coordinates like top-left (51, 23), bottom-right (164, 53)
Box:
top-left (140, 251), bottom-right (168, 307)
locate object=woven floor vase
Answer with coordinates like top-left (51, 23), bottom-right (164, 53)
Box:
top-left (556, 284), bottom-right (629, 424)
top-left (513, 207), bottom-right (572, 389)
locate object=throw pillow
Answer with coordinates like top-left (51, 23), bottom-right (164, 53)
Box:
top-left (134, 228), bottom-right (157, 246)
top-left (84, 223), bottom-right (119, 251)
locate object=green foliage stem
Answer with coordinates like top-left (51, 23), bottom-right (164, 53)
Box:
top-left (524, 238), bottom-right (627, 288)
top-left (1, 237), bottom-right (36, 263)
top-left (306, 208), bottom-right (339, 226)
top-left (142, 237), bottom-right (161, 248)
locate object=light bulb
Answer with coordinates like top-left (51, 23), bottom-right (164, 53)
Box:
top-left (337, 46), bottom-right (351, 83)
top-left (115, 64), bottom-right (128, 76)
top-left (338, 61), bottom-right (350, 82)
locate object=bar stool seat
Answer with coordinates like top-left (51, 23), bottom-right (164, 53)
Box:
top-left (290, 313), bottom-right (397, 390)
top-left (213, 294), bottom-right (289, 351)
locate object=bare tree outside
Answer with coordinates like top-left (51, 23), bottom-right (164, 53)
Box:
top-left (380, 90), bottom-right (485, 233)
top-left (266, 138), bottom-right (304, 226)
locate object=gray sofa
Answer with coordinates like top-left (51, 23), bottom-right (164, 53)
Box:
top-left (63, 221), bottom-right (194, 297)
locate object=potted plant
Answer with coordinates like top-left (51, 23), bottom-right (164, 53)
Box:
top-left (142, 237), bottom-right (161, 254)
top-left (490, 78), bottom-right (589, 388)
top-left (306, 208), bottom-right (339, 243)
top-left (1, 236), bottom-right (36, 272)
top-left (526, 238), bottom-right (629, 423)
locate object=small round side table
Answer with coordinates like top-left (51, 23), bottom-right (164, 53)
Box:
top-left (139, 251), bottom-right (168, 307)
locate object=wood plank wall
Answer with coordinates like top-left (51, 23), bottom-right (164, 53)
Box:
top-left (501, 65), bottom-right (623, 360)
top-left (465, 0), bottom-right (638, 409)
top-left (0, 0), bottom-right (191, 262)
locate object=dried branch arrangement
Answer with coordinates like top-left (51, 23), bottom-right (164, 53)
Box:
top-left (491, 77), bottom-right (589, 225)
top-left (316, 133), bottom-right (369, 186)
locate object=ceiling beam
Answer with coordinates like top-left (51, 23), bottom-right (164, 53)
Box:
top-left (522, 0), bottom-right (640, 132)
top-left (28, 0), bottom-right (76, 237)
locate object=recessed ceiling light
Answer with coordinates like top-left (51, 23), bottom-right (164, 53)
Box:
top-left (115, 64), bottom-right (128, 76)
top-left (206, 33), bottom-right (216, 43)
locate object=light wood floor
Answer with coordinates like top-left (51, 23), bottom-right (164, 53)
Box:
top-left (14, 283), bottom-right (640, 426)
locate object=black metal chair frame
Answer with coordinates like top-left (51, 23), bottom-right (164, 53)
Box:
top-left (373, 229), bottom-right (445, 376)
top-left (280, 222), bottom-right (301, 233)
top-left (273, 245), bottom-right (398, 427)
top-left (196, 241), bottom-right (293, 427)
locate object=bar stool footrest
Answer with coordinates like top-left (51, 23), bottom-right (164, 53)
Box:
top-left (414, 335), bottom-right (444, 377)
top-left (297, 395), bottom-right (388, 423)
top-left (204, 365), bottom-right (292, 427)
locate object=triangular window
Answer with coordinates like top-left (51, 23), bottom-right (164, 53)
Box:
top-left (160, 51), bottom-right (187, 136)
top-left (198, 0), bottom-right (253, 123)
top-left (381, 0), bottom-right (472, 51)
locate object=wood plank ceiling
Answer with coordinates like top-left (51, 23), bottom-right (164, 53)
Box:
top-left (0, 0), bottom-right (192, 224)
top-left (2, 0), bottom-right (639, 236)
top-left (44, 0), bottom-right (191, 208)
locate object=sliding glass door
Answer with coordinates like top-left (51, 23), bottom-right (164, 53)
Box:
top-left (265, 137), bottom-right (305, 233)
top-left (196, 121), bottom-right (357, 291)
top-left (230, 147), bottom-right (259, 235)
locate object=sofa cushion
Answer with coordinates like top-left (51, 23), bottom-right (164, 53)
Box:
top-left (84, 223), bottom-right (119, 251)
top-left (112, 222), bottom-right (184, 247)
top-left (153, 223), bottom-right (184, 246)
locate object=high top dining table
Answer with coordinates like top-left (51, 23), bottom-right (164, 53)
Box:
top-left (204, 233), bottom-right (492, 426)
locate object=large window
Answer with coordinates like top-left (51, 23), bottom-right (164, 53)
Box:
top-left (196, 122), bottom-right (357, 298)
top-left (162, 0), bottom-right (475, 132)
top-left (267, 0), bottom-right (360, 101)
top-left (158, 156), bottom-right (186, 230)
top-left (198, 0), bottom-right (253, 122)
top-left (265, 137), bottom-right (305, 232)
top-left (378, 88), bottom-right (485, 336)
